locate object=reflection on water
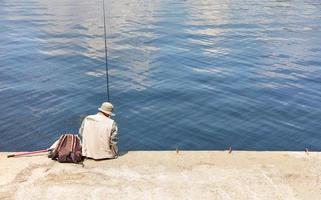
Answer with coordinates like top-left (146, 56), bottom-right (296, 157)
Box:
top-left (1, 0), bottom-right (321, 151)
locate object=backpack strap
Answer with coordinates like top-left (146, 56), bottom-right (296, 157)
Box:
top-left (49, 134), bottom-right (66, 159)
top-left (56, 135), bottom-right (68, 151)
top-left (73, 135), bottom-right (84, 166)
top-left (70, 134), bottom-right (75, 153)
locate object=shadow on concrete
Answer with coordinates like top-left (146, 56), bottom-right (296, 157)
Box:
top-left (83, 151), bottom-right (128, 161)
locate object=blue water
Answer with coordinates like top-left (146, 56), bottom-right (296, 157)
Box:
top-left (1, 0), bottom-right (321, 151)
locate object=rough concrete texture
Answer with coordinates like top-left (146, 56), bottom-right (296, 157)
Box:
top-left (0, 151), bottom-right (321, 200)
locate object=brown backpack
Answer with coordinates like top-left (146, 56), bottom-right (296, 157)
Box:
top-left (48, 134), bottom-right (83, 163)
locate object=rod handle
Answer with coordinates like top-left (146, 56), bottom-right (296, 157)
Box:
top-left (7, 154), bottom-right (15, 158)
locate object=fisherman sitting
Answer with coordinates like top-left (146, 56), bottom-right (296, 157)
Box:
top-left (79, 102), bottom-right (118, 160)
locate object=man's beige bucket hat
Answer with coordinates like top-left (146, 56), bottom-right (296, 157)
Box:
top-left (98, 102), bottom-right (115, 116)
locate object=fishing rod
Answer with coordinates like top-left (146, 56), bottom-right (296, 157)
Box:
top-left (7, 148), bottom-right (53, 158)
top-left (103, 0), bottom-right (110, 102)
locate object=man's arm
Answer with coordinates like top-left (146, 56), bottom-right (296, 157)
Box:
top-left (110, 121), bottom-right (118, 157)
top-left (79, 119), bottom-right (85, 141)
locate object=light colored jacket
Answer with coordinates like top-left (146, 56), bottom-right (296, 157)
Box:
top-left (79, 112), bottom-right (118, 159)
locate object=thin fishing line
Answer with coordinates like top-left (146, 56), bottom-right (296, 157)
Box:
top-left (103, 0), bottom-right (110, 102)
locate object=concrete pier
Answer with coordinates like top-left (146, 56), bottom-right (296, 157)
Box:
top-left (1, 151), bottom-right (321, 200)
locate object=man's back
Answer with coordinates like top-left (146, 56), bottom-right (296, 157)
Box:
top-left (80, 112), bottom-right (118, 159)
